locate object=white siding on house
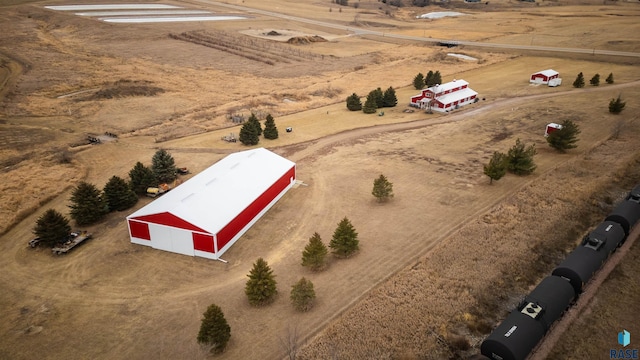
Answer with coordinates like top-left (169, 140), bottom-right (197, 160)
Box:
top-left (432, 87), bottom-right (477, 106)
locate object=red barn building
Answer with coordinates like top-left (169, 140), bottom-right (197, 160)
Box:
top-left (530, 69), bottom-right (560, 85)
top-left (410, 79), bottom-right (478, 113)
top-left (126, 148), bottom-right (296, 260)
top-left (545, 123), bottom-right (563, 137)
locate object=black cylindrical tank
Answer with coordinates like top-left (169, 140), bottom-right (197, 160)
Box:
top-left (552, 246), bottom-right (607, 294)
top-left (481, 311), bottom-right (546, 360)
top-left (522, 276), bottom-right (575, 332)
top-left (606, 184), bottom-right (640, 236)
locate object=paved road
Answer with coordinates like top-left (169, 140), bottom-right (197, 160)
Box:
top-left (192, 0), bottom-right (640, 58)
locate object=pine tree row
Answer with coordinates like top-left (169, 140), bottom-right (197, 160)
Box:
top-left (33, 149), bottom-right (185, 247)
top-left (239, 113), bottom-right (279, 145)
top-left (573, 71), bottom-right (614, 88)
top-left (346, 86), bottom-right (398, 113)
top-left (413, 70), bottom-right (443, 90)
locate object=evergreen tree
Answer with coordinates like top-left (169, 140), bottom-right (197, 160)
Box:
top-left (590, 73), bottom-right (600, 86)
top-left (129, 162), bottom-right (157, 195)
top-left (151, 149), bottom-right (177, 183)
top-left (425, 70), bottom-right (434, 87)
top-left (609, 95), bottom-right (626, 114)
top-left (33, 209), bottom-right (71, 248)
top-left (431, 70), bottom-right (442, 86)
top-left (290, 277), bottom-right (316, 312)
top-left (239, 121), bottom-right (260, 145)
top-left (69, 181), bottom-right (108, 226)
top-left (329, 217), bottom-right (359, 258)
top-left (301, 232), bottom-right (328, 271)
top-left (197, 303), bottom-right (231, 354)
top-left (483, 151), bottom-right (507, 185)
top-left (606, 72), bottom-right (614, 84)
top-left (104, 175), bottom-right (138, 212)
top-left (506, 138), bottom-right (537, 175)
top-left (245, 258), bottom-right (278, 306)
top-left (413, 73), bottom-right (425, 90)
top-left (346, 93), bottom-right (362, 111)
top-left (547, 119), bottom-right (581, 153)
top-left (362, 91), bottom-right (378, 114)
top-left (263, 114), bottom-right (279, 140)
top-left (573, 72), bottom-right (585, 88)
top-left (372, 174), bottom-right (394, 202)
top-left (248, 113), bottom-right (262, 136)
top-left (373, 87), bottom-right (384, 108)
top-left (382, 87), bottom-right (398, 108)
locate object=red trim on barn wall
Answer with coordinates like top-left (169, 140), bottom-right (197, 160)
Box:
top-left (193, 233), bottom-right (215, 253)
top-left (131, 212), bottom-right (208, 233)
top-left (216, 166), bottom-right (296, 250)
top-left (129, 220), bottom-right (151, 240)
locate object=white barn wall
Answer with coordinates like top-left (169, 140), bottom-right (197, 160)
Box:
top-left (149, 224), bottom-right (173, 253)
top-left (170, 228), bottom-right (194, 256)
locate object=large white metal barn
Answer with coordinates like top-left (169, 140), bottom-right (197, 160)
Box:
top-left (126, 148), bottom-right (296, 260)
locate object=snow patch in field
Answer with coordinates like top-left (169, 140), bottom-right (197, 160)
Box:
top-left (101, 16), bottom-right (246, 23)
top-left (45, 3), bottom-right (247, 23)
top-left (45, 4), bottom-right (181, 11)
top-left (448, 53), bottom-right (478, 61)
top-left (416, 11), bottom-right (465, 19)
top-left (75, 10), bottom-right (211, 17)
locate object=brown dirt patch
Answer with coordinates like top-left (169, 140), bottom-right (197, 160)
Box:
top-left (287, 35), bottom-right (328, 44)
top-left (77, 79), bottom-right (164, 101)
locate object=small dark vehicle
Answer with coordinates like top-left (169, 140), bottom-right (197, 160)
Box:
top-left (28, 238), bottom-right (41, 248)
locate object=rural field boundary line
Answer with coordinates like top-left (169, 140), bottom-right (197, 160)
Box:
top-left (191, 0), bottom-right (640, 59)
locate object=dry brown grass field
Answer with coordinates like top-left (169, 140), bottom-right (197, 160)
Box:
top-left (1, 0), bottom-right (639, 359)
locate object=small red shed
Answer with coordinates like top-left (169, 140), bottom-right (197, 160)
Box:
top-left (545, 123), bottom-right (563, 137)
top-left (530, 69), bottom-right (560, 85)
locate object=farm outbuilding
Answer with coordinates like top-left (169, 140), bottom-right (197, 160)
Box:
top-left (126, 148), bottom-right (296, 260)
top-left (544, 122), bottom-right (562, 137)
top-left (410, 79), bottom-right (478, 113)
top-left (530, 69), bottom-right (560, 85)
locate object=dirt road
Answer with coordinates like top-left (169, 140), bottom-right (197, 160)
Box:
top-left (278, 79), bottom-right (640, 163)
